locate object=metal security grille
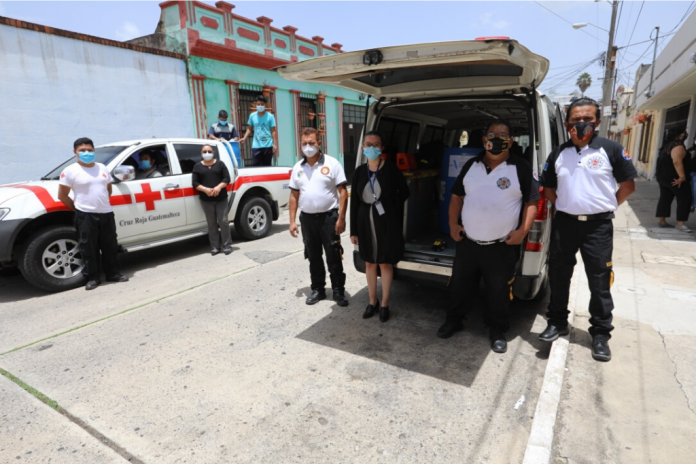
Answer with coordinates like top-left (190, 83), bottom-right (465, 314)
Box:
top-left (343, 104), bottom-right (364, 124)
top-left (300, 97), bottom-right (317, 130)
top-left (238, 89), bottom-right (260, 165)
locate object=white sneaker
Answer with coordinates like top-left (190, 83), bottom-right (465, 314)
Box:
top-left (675, 224), bottom-right (691, 232)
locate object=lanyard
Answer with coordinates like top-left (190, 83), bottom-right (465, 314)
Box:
top-left (368, 160), bottom-right (382, 202)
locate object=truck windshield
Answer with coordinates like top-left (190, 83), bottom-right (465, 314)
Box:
top-left (41, 146), bottom-right (128, 180)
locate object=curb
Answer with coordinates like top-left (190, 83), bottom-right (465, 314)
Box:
top-left (522, 275), bottom-right (579, 463)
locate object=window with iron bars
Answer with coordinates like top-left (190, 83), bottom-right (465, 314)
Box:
top-left (237, 88), bottom-right (262, 166)
top-left (299, 96), bottom-right (318, 130)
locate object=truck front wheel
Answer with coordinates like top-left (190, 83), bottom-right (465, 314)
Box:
top-left (235, 196), bottom-right (272, 240)
top-left (19, 226), bottom-right (87, 292)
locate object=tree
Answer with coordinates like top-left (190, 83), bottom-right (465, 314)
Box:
top-left (576, 73), bottom-right (592, 97)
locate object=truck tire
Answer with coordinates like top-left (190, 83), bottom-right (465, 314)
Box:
top-left (19, 226), bottom-right (87, 292)
top-left (235, 196), bottom-right (272, 240)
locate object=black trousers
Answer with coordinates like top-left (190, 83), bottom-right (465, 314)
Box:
top-left (252, 147), bottom-right (274, 166)
top-left (656, 180), bottom-right (692, 222)
top-left (74, 210), bottom-right (120, 281)
top-left (299, 209), bottom-right (346, 292)
top-left (547, 215), bottom-right (614, 337)
top-left (446, 237), bottom-right (518, 332)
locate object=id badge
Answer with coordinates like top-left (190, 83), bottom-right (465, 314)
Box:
top-left (374, 201), bottom-right (385, 216)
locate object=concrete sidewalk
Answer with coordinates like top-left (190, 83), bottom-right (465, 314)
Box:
top-left (552, 178), bottom-right (696, 463)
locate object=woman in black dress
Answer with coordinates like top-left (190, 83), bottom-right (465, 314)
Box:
top-left (192, 144), bottom-right (233, 255)
top-left (655, 127), bottom-right (691, 231)
top-left (350, 131), bottom-right (410, 322)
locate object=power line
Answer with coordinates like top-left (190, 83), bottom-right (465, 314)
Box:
top-left (532, 1), bottom-right (604, 43)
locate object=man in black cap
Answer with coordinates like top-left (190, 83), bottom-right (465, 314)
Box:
top-left (208, 110), bottom-right (239, 142)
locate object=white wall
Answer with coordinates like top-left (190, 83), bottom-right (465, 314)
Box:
top-left (0, 24), bottom-right (194, 184)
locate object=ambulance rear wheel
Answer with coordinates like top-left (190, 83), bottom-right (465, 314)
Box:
top-left (19, 226), bottom-right (87, 292)
top-left (235, 196), bottom-right (271, 240)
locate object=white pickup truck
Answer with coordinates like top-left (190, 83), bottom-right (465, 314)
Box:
top-left (0, 138), bottom-right (292, 292)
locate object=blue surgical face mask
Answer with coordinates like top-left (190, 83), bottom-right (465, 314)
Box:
top-left (256, 105), bottom-right (265, 113)
top-left (78, 151), bottom-right (96, 164)
top-left (140, 160), bottom-right (152, 170)
top-left (364, 147), bottom-right (382, 160)
top-left (218, 120), bottom-right (228, 126)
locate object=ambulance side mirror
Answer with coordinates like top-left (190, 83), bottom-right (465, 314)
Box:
top-left (112, 165), bottom-right (135, 182)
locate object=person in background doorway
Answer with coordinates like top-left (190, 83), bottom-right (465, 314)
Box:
top-left (57, 137), bottom-right (129, 290)
top-left (208, 110), bottom-right (239, 142)
top-left (539, 97), bottom-right (637, 362)
top-left (135, 150), bottom-right (163, 180)
top-left (350, 131), bottom-right (410, 323)
top-left (438, 120), bottom-right (539, 353)
top-left (655, 127), bottom-right (691, 231)
top-left (288, 128), bottom-right (349, 307)
top-left (192, 144), bottom-right (232, 256)
top-left (688, 134), bottom-right (696, 213)
top-left (240, 95), bottom-right (277, 166)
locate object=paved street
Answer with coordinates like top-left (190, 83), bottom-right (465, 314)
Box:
top-left (1, 214), bottom-right (551, 463)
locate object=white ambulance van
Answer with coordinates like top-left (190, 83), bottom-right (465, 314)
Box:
top-left (277, 38), bottom-right (567, 300)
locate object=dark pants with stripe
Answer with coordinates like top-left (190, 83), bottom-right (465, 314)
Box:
top-left (74, 210), bottom-right (120, 281)
top-left (547, 214), bottom-right (614, 338)
top-left (655, 179), bottom-right (692, 222)
top-left (300, 209), bottom-right (346, 292)
top-left (446, 236), bottom-right (518, 332)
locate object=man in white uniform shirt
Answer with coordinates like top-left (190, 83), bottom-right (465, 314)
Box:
top-left (539, 98), bottom-right (637, 362)
top-left (437, 121), bottom-right (539, 353)
top-left (58, 137), bottom-right (129, 291)
top-left (289, 128), bottom-right (349, 306)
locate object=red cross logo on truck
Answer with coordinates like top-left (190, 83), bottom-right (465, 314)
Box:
top-left (134, 183), bottom-right (162, 211)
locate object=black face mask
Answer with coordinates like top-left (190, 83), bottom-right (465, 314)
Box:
top-left (485, 137), bottom-right (510, 156)
top-left (568, 121), bottom-right (596, 141)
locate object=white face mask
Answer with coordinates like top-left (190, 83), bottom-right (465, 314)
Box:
top-left (302, 145), bottom-right (319, 157)
top-left (256, 105), bottom-right (265, 113)
top-left (202, 153), bottom-right (214, 161)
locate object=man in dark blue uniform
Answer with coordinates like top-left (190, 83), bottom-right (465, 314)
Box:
top-left (539, 97), bottom-right (637, 362)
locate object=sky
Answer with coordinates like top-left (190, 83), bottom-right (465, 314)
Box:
top-left (1, 1), bottom-right (694, 102)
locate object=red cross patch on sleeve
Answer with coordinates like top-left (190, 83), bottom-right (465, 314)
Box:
top-left (622, 148), bottom-right (631, 160)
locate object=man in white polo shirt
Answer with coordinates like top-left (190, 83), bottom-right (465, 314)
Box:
top-left (289, 127), bottom-right (349, 306)
top-left (57, 137), bottom-right (129, 291)
top-left (539, 97), bottom-right (637, 362)
top-left (437, 120), bottom-right (539, 353)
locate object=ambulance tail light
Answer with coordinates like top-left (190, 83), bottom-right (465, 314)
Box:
top-left (525, 189), bottom-right (548, 252)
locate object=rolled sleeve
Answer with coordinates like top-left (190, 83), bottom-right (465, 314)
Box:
top-left (220, 163), bottom-right (231, 184)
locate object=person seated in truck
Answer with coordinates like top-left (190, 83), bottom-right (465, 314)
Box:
top-left (135, 150), bottom-right (163, 180)
top-left (208, 109), bottom-right (239, 142)
top-left (239, 95), bottom-right (278, 166)
top-left (437, 120), bottom-right (539, 354)
top-left (350, 131), bottom-right (410, 323)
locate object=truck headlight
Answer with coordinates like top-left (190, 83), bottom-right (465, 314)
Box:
top-left (0, 208), bottom-right (10, 221)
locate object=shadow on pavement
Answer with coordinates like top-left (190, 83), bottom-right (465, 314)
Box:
top-left (296, 280), bottom-right (547, 388)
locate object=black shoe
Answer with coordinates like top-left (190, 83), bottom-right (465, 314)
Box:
top-left (333, 289), bottom-right (349, 307)
top-left (437, 320), bottom-right (464, 339)
top-left (379, 306), bottom-right (390, 323)
top-left (105, 274), bottom-right (129, 283)
top-left (363, 300), bottom-right (379, 319)
top-left (211, 250), bottom-right (220, 256)
top-left (538, 324), bottom-right (570, 342)
top-left (85, 280), bottom-right (100, 291)
top-left (224, 249), bottom-right (232, 255)
top-left (591, 335), bottom-right (612, 362)
top-left (490, 330), bottom-right (507, 353)
top-left (305, 289), bottom-right (326, 305)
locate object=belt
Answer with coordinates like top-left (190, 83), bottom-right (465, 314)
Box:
top-left (466, 234), bottom-right (507, 245)
top-left (300, 208), bottom-right (338, 216)
top-left (556, 210), bottom-right (615, 221)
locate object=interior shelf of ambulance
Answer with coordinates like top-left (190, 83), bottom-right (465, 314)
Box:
top-left (374, 98), bottom-right (531, 264)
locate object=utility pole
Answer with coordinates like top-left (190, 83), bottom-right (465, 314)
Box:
top-left (647, 26), bottom-right (660, 98)
top-left (600, 0), bottom-right (619, 138)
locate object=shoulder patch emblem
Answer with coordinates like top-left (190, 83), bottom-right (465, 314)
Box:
top-left (496, 177), bottom-right (511, 190)
top-left (321, 166), bottom-right (330, 175)
top-left (533, 170), bottom-right (539, 181)
top-left (586, 155), bottom-right (605, 170)
top-left (622, 148), bottom-right (631, 160)
top-left (543, 162), bottom-right (548, 171)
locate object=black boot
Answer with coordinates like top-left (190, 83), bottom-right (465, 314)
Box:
top-left (305, 289), bottom-right (327, 305)
top-left (538, 324), bottom-right (570, 342)
top-left (490, 329), bottom-right (507, 353)
top-left (591, 335), bottom-right (611, 362)
top-left (333, 289), bottom-right (349, 307)
top-left (437, 320), bottom-right (464, 339)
